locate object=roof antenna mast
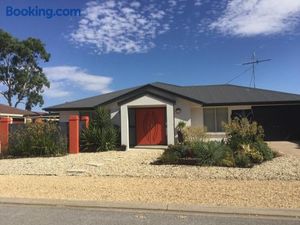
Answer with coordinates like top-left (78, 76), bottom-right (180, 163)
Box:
top-left (242, 52), bottom-right (271, 88)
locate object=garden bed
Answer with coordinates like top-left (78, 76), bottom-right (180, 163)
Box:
top-left (0, 149), bottom-right (299, 180)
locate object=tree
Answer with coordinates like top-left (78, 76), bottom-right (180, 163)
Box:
top-left (0, 29), bottom-right (50, 110)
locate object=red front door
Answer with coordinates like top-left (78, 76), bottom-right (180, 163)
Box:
top-left (136, 107), bottom-right (166, 145)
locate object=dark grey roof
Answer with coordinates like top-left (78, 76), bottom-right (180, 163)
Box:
top-left (44, 82), bottom-right (300, 111)
top-left (44, 86), bottom-right (141, 110)
top-left (152, 82), bottom-right (300, 105)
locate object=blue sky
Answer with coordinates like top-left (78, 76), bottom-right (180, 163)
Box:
top-left (0, 0), bottom-right (300, 110)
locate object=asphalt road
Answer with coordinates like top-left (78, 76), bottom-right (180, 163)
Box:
top-left (0, 204), bottom-right (299, 225)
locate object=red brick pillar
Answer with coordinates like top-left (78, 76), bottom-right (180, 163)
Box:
top-left (81, 116), bottom-right (89, 128)
top-left (69, 115), bottom-right (79, 154)
top-left (0, 117), bottom-right (10, 154)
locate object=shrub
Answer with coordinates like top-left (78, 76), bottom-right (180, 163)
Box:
top-left (157, 117), bottom-right (274, 168)
top-left (224, 117), bottom-right (264, 151)
top-left (158, 144), bottom-right (182, 163)
top-left (81, 107), bottom-right (118, 151)
top-left (251, 140), bottom-right (274, 161)
top-left (182, 127), bottom-right (207, 144)
top-left (9, 122), bottom-right (67, 157)
top-left (158, 141), bottom-right (234, 167)
top-left (240, 144), bottom-right (263, 163)
top-left (224, 117), bottom-right (274, 163)
top-left (235, 153), bottom-right (252, 168)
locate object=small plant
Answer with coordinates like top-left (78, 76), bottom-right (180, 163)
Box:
top-left (176, 121), bottom-right (186, 143)
top-left (182, 127), bottom-right (207, 144)
top-left (81, 107), bottom-right (118, 151)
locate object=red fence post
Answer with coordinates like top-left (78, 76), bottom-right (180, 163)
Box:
top-left (81, 116), bottom-right (90, 128)
top-left (0, 117), bottom-right (10, 154)
top-left (69, 115), bottom-right (79, 154)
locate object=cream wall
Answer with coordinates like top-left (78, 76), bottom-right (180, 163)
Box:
top-left (174, 98), bottom-right (203, 128)
top-left (191, 107), bottom-right (204, 127)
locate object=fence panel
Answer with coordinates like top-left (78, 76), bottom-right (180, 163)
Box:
top-left (9, 123), bottom-right (25, 135)
top-left (59, 122), bottom-right (69, 149)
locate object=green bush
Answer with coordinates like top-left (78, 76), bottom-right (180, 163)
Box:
top-left (224, 117), bottom-right (264, 151)
top-left (9, 122), bottom-right (67, 157)
top-left (158, 141), bottom-right (234, 167)
top-left (224, 117), bottom-right (274, 164)
top-left (251, 140), bottom-right (274, 161)
top-left (157, 118), bottom-right (275, 168)
top-left (235, 153), bottom-right (251, 168)
top-left (239, 144), bottom-right (263, 164)
top-left (81, 107), bottom-right (118, 151)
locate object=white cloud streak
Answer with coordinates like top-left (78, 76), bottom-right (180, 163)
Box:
top-left (44, 66), bottom-right (112, 98)
top-left (210, 0), bottom-right (300, 36)
top-left (71, 0), bottom-right (173, 54)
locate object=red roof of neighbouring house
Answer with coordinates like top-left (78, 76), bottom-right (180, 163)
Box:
top-left (0, 104), bottom-right (36, 116)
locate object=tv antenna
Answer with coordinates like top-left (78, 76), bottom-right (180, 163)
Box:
top-left (242, 52), bottom-right (271, 88)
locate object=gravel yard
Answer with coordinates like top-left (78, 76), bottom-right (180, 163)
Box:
top-left (0, 175), bottom-right (299, 209)
top-left (0, 148), bottom-right (299, 180)
top-left (1, 143), bottom-right (299, 209)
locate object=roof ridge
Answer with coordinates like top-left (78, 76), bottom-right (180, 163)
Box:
top-left (151, 81), bottom-right (182, 87)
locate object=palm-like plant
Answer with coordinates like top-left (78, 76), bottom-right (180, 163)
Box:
top-left (80, 107), bottom-right (117, 151)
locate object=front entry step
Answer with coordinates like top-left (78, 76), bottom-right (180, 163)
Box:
top-left (133, 145), bottom-right (168, 149)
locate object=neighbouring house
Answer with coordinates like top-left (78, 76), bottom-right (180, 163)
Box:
top-left (0, 103), bottom-right (36, 123)
top-left (44, 82), bottom-right (300, 149)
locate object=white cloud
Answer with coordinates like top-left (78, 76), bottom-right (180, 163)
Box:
top-left (70, 0), bottom-right (173, 54)
top-left (194, 0), bottom-right (202, 7)
top-left (210, 0), bottom-right (300, 36)
top-left (43, 66), bottom-right (112, 98)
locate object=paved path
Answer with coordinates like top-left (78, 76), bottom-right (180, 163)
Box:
top-left (0, 203), bottom-right (299, 225)
top-left (268, 141), bottom-right (300, 157)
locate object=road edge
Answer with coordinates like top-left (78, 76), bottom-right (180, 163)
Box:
top-left (0, 197), bottom-right (299, 218)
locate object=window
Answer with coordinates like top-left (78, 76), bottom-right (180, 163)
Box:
top-left (204, 108), bottom-right (228, 132)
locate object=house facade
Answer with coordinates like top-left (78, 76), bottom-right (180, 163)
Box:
top-left (45, 82), bottom-right (300, 149)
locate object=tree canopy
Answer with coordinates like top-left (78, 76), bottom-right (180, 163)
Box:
top-left (0, 29), bottom-right (50, 110)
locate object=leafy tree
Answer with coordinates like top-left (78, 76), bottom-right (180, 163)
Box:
top-left (0, 29), bottom-right (50, 110)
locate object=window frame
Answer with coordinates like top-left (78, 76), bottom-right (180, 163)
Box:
top-left (203, 107), bottom-right (228, 132)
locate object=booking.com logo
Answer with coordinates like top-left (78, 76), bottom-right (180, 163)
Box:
top-left (6, 6), bottom-right (81, 19)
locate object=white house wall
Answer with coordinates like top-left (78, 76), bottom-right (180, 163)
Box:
top-left (191, 107), bottom-right (204, 127)
top-left (174, 98), bottom-right (202, 128)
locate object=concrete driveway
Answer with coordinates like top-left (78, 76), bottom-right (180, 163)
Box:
top-left (267, 141), bottom-right (300, 157)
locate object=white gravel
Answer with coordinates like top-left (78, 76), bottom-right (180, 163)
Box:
top-left (0, 149), bottom-right (299, 180)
